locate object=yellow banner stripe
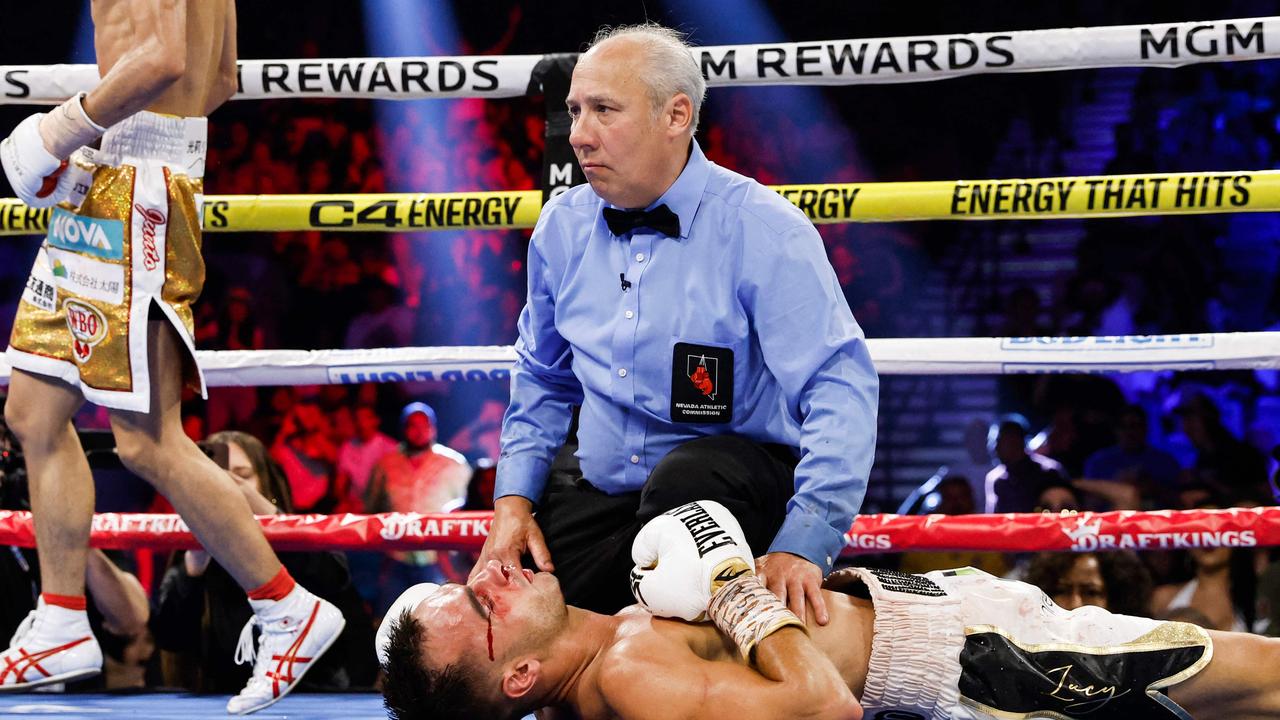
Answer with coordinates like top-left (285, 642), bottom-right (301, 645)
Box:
top-left (202, 191), bottom-right (543, 232)
top-left (3, 170), bottom-right (1279, 235)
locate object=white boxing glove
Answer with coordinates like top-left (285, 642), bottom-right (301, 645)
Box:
top-left (1, 94), bottom-right (104, 208)
top-left (630, 500), bottom-right (755, 622)
top-left (1, 114), bottom-right (68, 207)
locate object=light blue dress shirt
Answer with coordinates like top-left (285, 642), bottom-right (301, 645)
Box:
top-left (497, 140), bottom-right (879, 573)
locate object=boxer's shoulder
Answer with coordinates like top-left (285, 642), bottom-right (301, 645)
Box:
top-left (594, 624), bottom-right (704, 719)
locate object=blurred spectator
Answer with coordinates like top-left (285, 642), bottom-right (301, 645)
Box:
top-left (461, 458), bottom-right (498, 512)
top-left (984, 415), bottom-right (1069, 514)
top-left (153, 431), bottom-right (376, 693)
top-left (445, 397), bottom-right (507, 462)
top-left (1071, 477), bottom-right (1142, 512)
top-left (1152, 495), bottom-right (1260, 631)
top-left (334, 403), bottom-right (400, 611)
top-left (270, 401), bottom-right (339, 512)
top-left (1034, 481), bottom-right (1082, 514)
top-left (1152, 541), bottom-right (1257, 633)
top-left (898, 475), bottom-right (1007, 577)
top-left (1260, 551), bottom-right (1280, 637)
top-left (343, 278), bottom-right (414, 351)
top-left (334, 405), bottom-right (398, 513)
top-left (1031, 406), bottom-right (1088, 478)
top-left (363, 402), bottom-right (470, 613)
top-left (247, 387), bottom-right (295, 447)
top-left (201, 287), bottom-right (265, 352)
top-left (1174, 392), bottom-right (1270, 504)
top-left (1082, 404), bottom-right (1182, 508)
top-left (1029, 384), bottom-right (1123, 478)
top-left (1025, 551), bottom-right (1153, 617)
top-left (1000, 285), bottom-right (1053, 338)
top-left (201, 287), bottom-right (265, 433)
top-left (1058, 268), bottom-right (1123, 337)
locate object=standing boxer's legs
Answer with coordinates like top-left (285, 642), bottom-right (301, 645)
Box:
top-left (4, 370), bottom-right (90, 597)
top-left (110, 318), bottom-right (345, 714)
top-left (0, 371), bottom-right (103, 690)
top-left (109, 320), bottom-right (281, 590)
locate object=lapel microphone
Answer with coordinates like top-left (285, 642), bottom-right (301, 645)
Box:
top-left (619, 273), bottom-right (632, 292)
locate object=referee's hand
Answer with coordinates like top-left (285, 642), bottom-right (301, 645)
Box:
top-left (470, 495), bottom-right (554, 581)
top-left (756, 551), bottom-right (829, 626)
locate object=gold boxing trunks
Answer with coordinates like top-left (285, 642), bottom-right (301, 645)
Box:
top-left (7, 111), bottom-right (207, 412)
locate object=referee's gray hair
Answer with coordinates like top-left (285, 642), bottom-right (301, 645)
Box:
top-left (587, 23), bottom-right (706, 133)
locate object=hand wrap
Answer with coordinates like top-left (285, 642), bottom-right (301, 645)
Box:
top-left (708, 573), bottom-right (805, 662)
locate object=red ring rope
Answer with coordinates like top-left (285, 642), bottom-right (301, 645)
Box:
top-left (1, 507), bottom-right (1275, 555)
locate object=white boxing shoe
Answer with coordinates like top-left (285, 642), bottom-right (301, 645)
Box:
top-left (0, 599), bottom-right (102, 690)
top-left (226, 587), bottom-right (346, 715)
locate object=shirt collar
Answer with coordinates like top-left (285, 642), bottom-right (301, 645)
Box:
top-left (602, 139), bottom-right (709, 242)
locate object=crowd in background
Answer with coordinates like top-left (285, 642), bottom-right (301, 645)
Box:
top-left (894, 387), bottom-right (1280, 638)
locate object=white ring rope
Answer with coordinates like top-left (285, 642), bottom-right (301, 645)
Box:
top-left (1, 332), bottom-right (1274, 387)
top-left (0, 16), bottom-right (1275, 103)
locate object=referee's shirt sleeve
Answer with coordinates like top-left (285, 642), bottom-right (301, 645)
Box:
top-left (743, 221), bottom-right (879, 574)
top-left (495, 216), bottom-right (583, 504)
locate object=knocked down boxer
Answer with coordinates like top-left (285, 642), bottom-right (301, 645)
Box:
top-left (377, 501), bottom-right (1280, 719)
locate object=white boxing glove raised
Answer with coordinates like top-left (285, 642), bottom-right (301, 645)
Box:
top-left (629, 500), bottom-right (755, 622)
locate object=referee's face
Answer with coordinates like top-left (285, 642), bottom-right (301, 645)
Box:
top-left (568, 38), bottom-right (690, 209)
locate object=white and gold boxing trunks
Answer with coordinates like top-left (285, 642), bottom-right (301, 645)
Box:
top-left (835, 567), bottom-right (1212, 720)
top-left (7, 111), bottom-right (207, 412)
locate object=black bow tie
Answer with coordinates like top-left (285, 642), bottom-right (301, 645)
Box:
top-left (602, 204), bottom-right (680, 237)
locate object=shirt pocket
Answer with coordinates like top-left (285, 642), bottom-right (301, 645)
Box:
top-left (668, 336), bottom-right (739, 424)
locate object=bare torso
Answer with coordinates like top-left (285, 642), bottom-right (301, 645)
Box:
top-left (566, 588), bottom-right (875, 720)
top-left (92, 0), bottom-right (234, 118)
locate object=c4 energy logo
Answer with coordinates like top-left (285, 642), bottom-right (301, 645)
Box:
top-left (47, 208), bottom-right (125, 260)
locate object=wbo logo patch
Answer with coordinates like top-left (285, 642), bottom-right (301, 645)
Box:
top-left (47, 207), bottom-right (125, 261)
top-left (670, 342), bottom-right (733, 424)
top-left (64, 299), bottom-right (108, 363)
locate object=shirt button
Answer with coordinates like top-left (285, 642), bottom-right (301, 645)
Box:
top-left (635, 253), bottom-right (646, 262)
top-left (618, 368), bottom-right (628, 378)
top-left (630, 454), bottom-right (640, 464)
top-left (624, 310), bottom-right (634, 319)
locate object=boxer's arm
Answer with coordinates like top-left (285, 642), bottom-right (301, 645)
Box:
top-left (85, 550), bottom-right (149, 639)
top-left (82, 0), bottom-right (189, 128)
top-left (204, 0), bottom-right (238, 116)
top-left (600, 632), bottom-right (861, 720)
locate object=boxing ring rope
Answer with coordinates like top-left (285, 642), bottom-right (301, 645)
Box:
top-left (0, 508), bottom-right (1275, 555)
top-left (0, 16), bottom-right (1275, 104)
top-left (1, 168), bottom-right (1276, 235)
top-left (0, 332), bottom-right (1276, 386)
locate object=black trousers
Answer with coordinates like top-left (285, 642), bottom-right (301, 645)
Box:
top-left (533, 435), bottom-right (798, 614)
